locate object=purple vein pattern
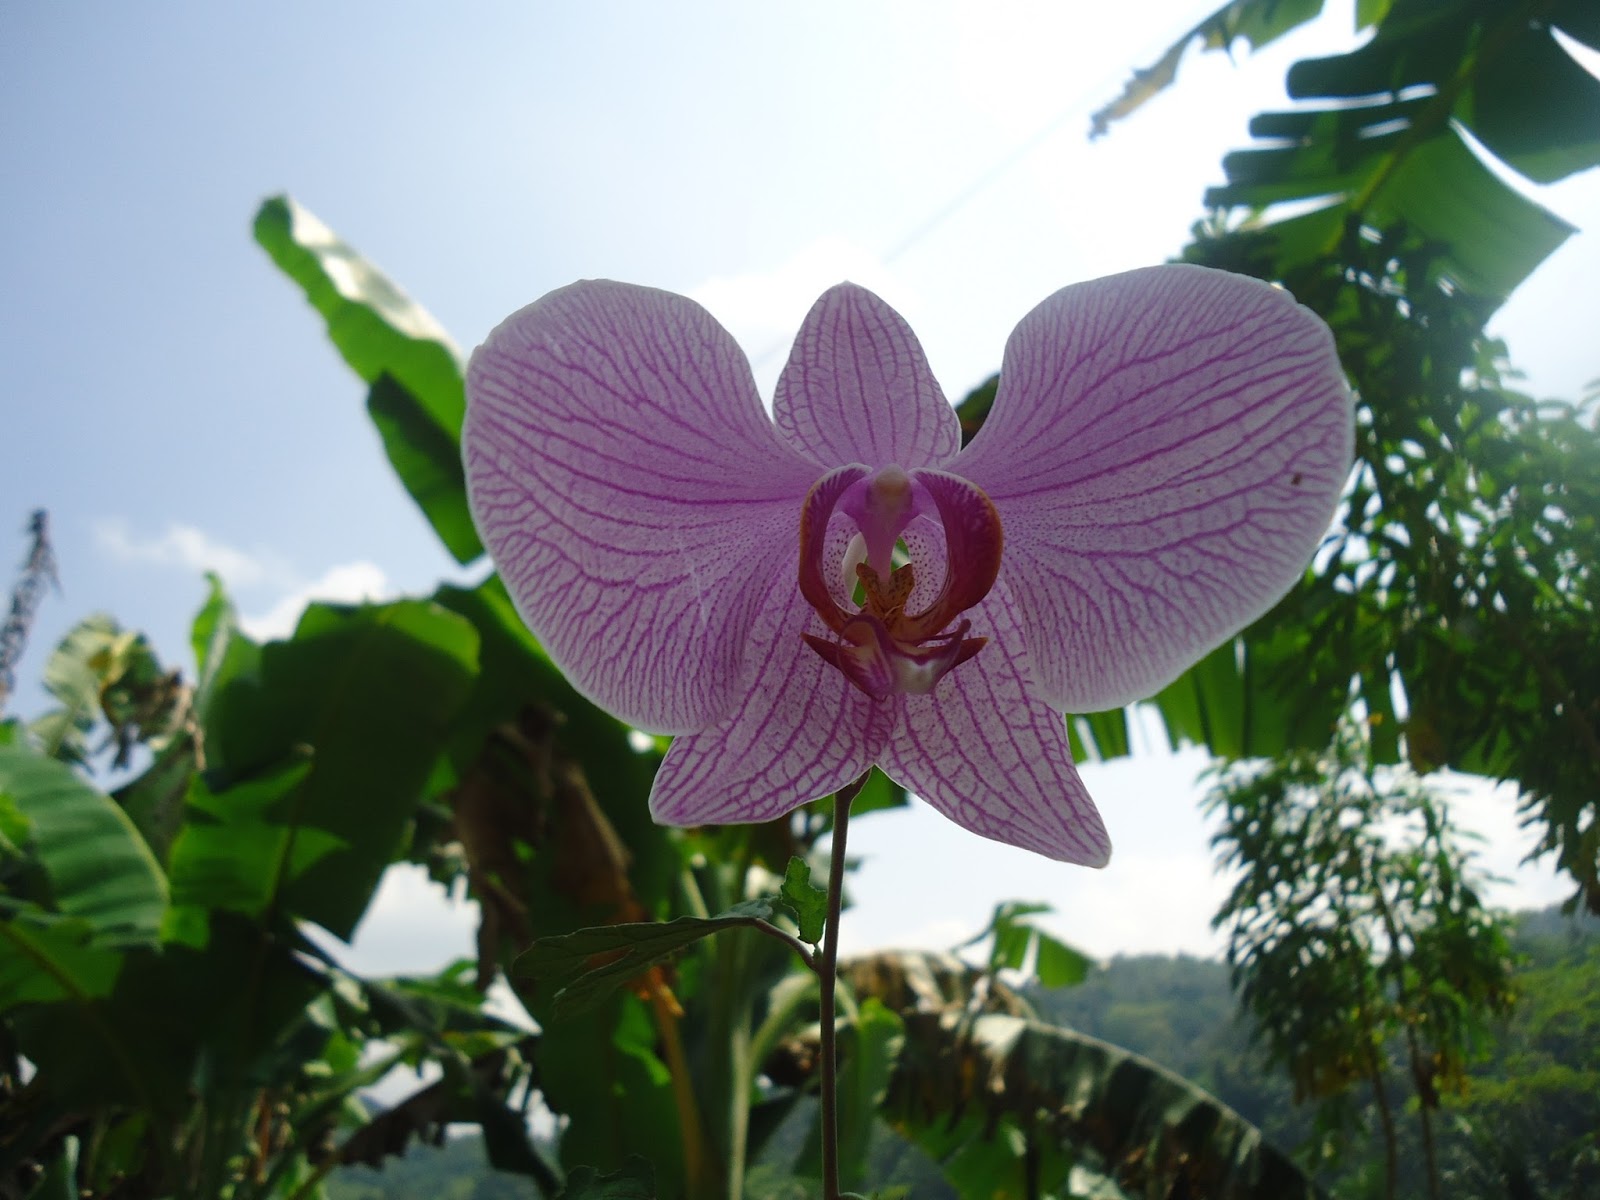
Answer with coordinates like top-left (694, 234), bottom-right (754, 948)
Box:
top-left (954, 267), bottom-right (1353, 713)
top-left (463, 267), bottom-right (1352, 865)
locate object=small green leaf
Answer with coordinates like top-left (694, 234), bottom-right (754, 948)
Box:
top-left (780, 856), bottom-right (829, 945)
top-left (520, 899), bottom-right (782, 1018)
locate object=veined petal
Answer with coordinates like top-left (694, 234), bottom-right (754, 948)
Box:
top-left (465, 280), bottom-right (820, 732)
top-left (879, 582), bottom-right (1110, 866)
top-left (774, 283), bottom-right (961, 469)
top-left (649, 578), bottom-right (896, 826)
top-left (953, 265), bottom-right (1352, 713)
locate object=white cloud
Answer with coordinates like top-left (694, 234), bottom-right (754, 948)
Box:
top-left (93, 517), bottom-right (294, 590)
top-left (240, 560), bottom-right (392, 641)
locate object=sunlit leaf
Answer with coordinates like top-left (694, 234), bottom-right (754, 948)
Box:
top-left (253, 195), bottom-right (482, 563)
top-left (1089, 0), bottom-right (1328, 138)
top-left (0, 746), bottom-right (167, 947)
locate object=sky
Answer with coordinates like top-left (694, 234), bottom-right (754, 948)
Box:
top-left (3, 2), bottom-right (1596, 977)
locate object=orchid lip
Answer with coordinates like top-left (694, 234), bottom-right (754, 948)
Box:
top-left (798, 463), bottom-right (1003, 698)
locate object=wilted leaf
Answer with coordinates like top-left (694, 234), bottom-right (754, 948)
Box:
top-left (887, 1013), bottom-right (1323, 1199)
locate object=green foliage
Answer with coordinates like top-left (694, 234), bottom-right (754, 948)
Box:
top-left (519, 898), bottom-right (792, 1018)
top-left (1031, 918), bottom-right (1600, 1199)
top-left (253, 195), bottom-right (482, 564)
top-left (965, 0), bottom-right (1600, 916)
top-left (1444, 916), bottom-right (1600, 1197)
top-left (8, 9), bottom-right (1589, 1192)
top-left (1164, 0), bottom-right (1600, 909)
top-left (884, 1012), bottom-right (1321, 1199)
top-left (750, 948), bottom-right (1320, 1198)
top-left (1204, 0), bottom-right (1599, 304)
top-left (779, 857), bottom-right (829, 946)
top-left (27, 615), bottom-right (188, 767)
top-left (1206, 726), bottom-right (1517, 1197)
top-left (956, 900), bottom-right (1092, 989)
top-left (0, 747), bottom-right (167, 949)
top-left (0, 583), bottom-right (546, 1200)
top-left (1090, 0), bottom-right (1329, 138)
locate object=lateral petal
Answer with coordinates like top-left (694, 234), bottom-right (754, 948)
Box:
top-left (954, 265), bottom-right (1352, 713)
top-left (774, 283), bottom-right (961, 469)
top-left (879, 582), bottom-right (1111, 866)
top-left (649, 579), bottom-right (897, 826)
top-left (465, 280), bottom-right (820, 732)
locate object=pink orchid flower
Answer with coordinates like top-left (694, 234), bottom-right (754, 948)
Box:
top-left (463, 266), bottom-right (1352, 865)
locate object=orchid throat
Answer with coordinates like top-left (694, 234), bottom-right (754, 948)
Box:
top-left (797, 463), bottom-right (1003, 701)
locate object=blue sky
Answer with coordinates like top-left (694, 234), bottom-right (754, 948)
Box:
top-left (4, 2), bottom-right (1595, 969)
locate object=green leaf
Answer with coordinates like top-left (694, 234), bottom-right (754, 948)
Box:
top-left (958, 901), bottom-right (1092, 990)
top-left (837, 998), bottom-right (904, 1191)
top-left (779, 856), bottom-right (828, 945)
top-left (208, 600), bottom-right (478, 938)
top-left (1034, 930), bottom-right (1092, 989)
top-left (165, 759), bottom-right (344, 920)
top-left (252, 195), bottom-right (482, 564)
top-left (887, 1014), bottom-right (1322, 1199)
top-left (112, 740), bottom-right (194, 868)
top-left (1089, 0), bottom-right (1328, 138)
top-left (27, 615), bottom-right (118, 762)
top-left (0, 911), bottom-right (121, 1009)
top-left (21, 1133), bottom-right (77, 1200)
top-left (367, 373), bottom-right (481, 568)
top-left (520, 899), bottom-right (785, 1018)
top-left (189, 572), bottom-right (260, 729)
top-left (0, 746), bottom-right (167, 946)
top-left (1069, 707), bottom-right (1132, 761)
top-left (1202, 1), bottom-right (1592, 308)
top-left (557, 1157), bottom-right (656, 1200)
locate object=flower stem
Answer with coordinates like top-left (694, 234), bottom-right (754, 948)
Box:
top-left (818, 773), bottom-right (866, 1200)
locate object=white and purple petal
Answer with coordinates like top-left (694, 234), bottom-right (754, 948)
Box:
top-left (773, 284), bottom-right (961, 470)
top-left (879, 582), bottom-right (1110, 866)
top-left (954, 265), bottom-right (1352, 713)
top-left (464, 280), bottom-right (820, 733)
top-left (648, 578), bottom-right (898, 826)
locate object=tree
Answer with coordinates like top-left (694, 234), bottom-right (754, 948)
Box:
top-left (1206, 723), bottom-right (1515, 1199)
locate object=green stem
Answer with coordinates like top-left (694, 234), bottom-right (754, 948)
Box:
top-left (818, 774), bottom-right (866, 1200)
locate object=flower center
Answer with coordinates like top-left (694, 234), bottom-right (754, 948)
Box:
top-left (797, 464), bottom-right (1003, 700)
